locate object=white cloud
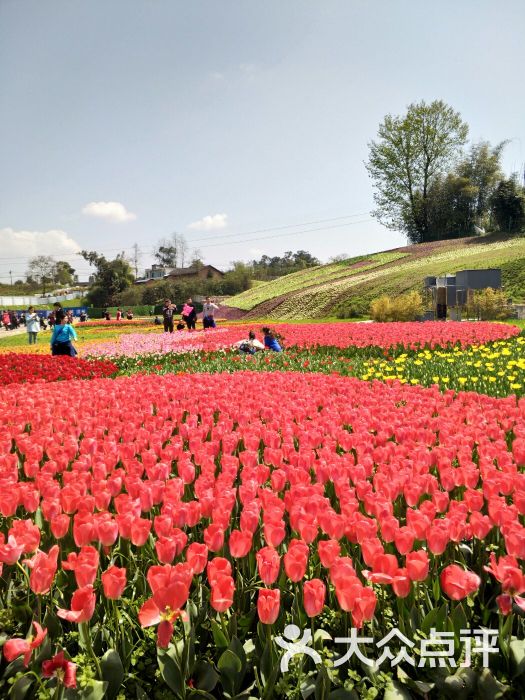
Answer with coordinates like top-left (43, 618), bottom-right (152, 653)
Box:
top-left (188, 213), bottom-right (228, 231)
top-left (0, 228), bottom-right (80, 258)
top-left (249, 248), bottom-right (263, 257)
top-left (0, 228), bottom-right (82, 281)
top-left (210, 71), bottom-right (225, 82)
top-left (82, 201), bottom-right (136, 223)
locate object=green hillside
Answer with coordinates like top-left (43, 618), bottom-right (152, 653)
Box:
top-left (226, 235), bottom-right (525, 319)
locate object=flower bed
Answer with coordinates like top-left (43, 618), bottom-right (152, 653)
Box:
top-left (0, 353), bottom-right (118, 384)
top-left (82, 321), bottom-right (520, 358)
top-left (1, 372), bottom-right (524, 697)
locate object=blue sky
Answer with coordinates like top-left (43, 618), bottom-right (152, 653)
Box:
top-left (1, 0), bottom-right (524, 282)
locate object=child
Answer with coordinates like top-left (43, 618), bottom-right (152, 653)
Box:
top-left (50, 316), bottom-right (78, 356)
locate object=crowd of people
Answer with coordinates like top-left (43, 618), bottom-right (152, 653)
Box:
top-left (5, 297), bottom-right (285, 359)
top-left (155, 296), bottom-right (219, 332)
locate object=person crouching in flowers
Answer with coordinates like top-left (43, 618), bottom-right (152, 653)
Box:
top-left (50, 315), bottom-right (78, 357)
top-left (234, 330), bottom-right (265, 355)
top-left (262, 326), bottom-right (283, 352)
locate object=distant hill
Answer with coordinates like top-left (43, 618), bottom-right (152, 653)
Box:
top-left (225, 235), bottom-right (525, 319)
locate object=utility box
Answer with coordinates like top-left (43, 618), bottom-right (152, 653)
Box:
top-left (455, 269), bottom-right (501, 290)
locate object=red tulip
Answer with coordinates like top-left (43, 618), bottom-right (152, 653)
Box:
top-left (57, 585), bottom-right (96, 623)
top-left (228, 530), bottom-right (253, 558)
top-left (257, 588), bottom-right (280, 624)
top-left (186, 542), bottom-right (208, 574)
top-left (3, 622), bottom-right (47, 666)
top-left (440, 565), bottom-right (481, 600)
top-left (42, 651), bottom-right (77, 688)
top-left (405, 550), bottom-right (429, 582)
top-left (256, 546), bottom-right (281, 585)
top-left (303, 579), bottom-right (325, 617)
top-left (211, 575), bottom-right (235, 612)
top-left (318, 539), bottom-right (340, 568)
top-left (138, 566), bottom-right (190, 648)
top-left (23, 545), bottom-right (59, 595)
top-left (101, 565), bottom-right (127, 600)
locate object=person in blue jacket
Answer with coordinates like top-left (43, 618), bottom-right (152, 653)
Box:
top-left (50, 316), bottom-right (78, 356)
top-left (261, 326), bottom-right (283, 352)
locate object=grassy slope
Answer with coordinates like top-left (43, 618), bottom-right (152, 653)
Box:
top-left (226, 235), bottom-right (525, 319)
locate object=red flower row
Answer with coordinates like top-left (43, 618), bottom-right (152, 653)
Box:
top-left (0, 354), bottom-right (118, 385)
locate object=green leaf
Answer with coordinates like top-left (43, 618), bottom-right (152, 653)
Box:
top-left (510, 637), bottom-right (525, 677)
top-left (328, 690), bottom-right (359, 700)
top-left (157, 647), bottom-right (185, 699)
top-left (218, 649), bottom-right (242, 696)
top-left (43, 610), bottom-right (63, 639)
top-left (9, 675), bottom-right (33, 700)
top-left (383, 681), bottom-right (412, 700)
top-left (314, 666), bottom-right (331, 700)
top-left (101, 649), bottom-right (124, 700)
top-left (210, 619), bottom-right (229, 650)
top-left (77, 679), bottom-right (109, 700)
top-left (193, 660), bottom-right (219, 692)
top-left (442, 668), bottom-right (478, 699)
top-left (476, 669), bottom-right (510, 699)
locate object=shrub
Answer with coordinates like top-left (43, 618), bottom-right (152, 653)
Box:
top-left (391, 290), bottom-right (424, 321)
top-left (370, 295), bottom-right (393, 322)
top-left (469, 287), bottom-right (511, 320)
top-left (371, 291), bottom-right (424, 322)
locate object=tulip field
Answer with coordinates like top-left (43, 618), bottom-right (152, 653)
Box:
top-left (2, 321), bottom-right (525, 699)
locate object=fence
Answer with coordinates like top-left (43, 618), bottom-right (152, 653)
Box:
top-left (0, 292), bottom-right (81, 306)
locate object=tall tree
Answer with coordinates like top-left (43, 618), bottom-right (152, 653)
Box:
top-left (153, 233), bottom-right (189, 268)
top-left (366, 99), bottom-right (469, 243)
top-left (26, 255), bottom-right (56, 294)
top-left (53, 261), bottom-right (75, 286)
top-left (491, 176), bottom-right (525, 233)
top-left (80, 251), bottom-right (135, 307)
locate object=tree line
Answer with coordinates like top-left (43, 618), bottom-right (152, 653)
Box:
top-left (366, 99), bottom-right (525, 243)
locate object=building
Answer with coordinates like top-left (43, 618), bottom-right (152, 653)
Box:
top-left (135, 264), bottom-right (224, 285)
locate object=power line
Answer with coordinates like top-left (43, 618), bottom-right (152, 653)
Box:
top-left (0, 211), bottom-right (371, 262)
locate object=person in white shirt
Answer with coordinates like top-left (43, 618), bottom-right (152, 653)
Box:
top-left (233, 331), bottom-right (265, 355)
top-left (26, 306), bottom-right (40, 345)
top-left (202, 297), bottom-right (219, 329)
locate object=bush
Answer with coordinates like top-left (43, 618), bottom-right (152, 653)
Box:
top-left (469, 287), bottom-right (511, 320)
top-left (391, 290), bottom-right (424, 321)
top-left (370, 291), bottom-right (424, 322)
top-left (370, 295), bottom-right (393, 322)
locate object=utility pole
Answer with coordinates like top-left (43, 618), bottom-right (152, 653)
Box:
top-left (132, 243), bottom-right (141, 278)
top-left (9, 270), bottom-right (12, 286)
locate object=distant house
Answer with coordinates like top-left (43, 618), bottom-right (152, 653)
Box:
top-left (135, 264), bottom-right (224, 285)
top-left (166, 265), bottom-right (224, 281)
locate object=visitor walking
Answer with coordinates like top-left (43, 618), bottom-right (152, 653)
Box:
top-left (2, 310), bottom-right (10, 331)
top-left (26, 306), bottom-right (40, 345)
top-left (162, 299), bottom-right (176, 333)
top-left (53, 302), bottom-right (65, 324)
top-left (50, 316), bottom-right (78, 356)
top-left (202, 297), bottom-right (219, 329)
top-left (182, 299), bottom-right (197, 330)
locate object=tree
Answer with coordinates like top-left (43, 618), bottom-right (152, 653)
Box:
top-left (80, 251), bottom-right (135, 307)
top-left (154, 233), bottom-right (189, 268)
top-left (54, 261), bottom-right (75, 286)
top-left (26, 255), bottom-right (56, 294)
top-left (491, 176), bottom-right (525, 233)
top-left (366, 99), bottom-right (469, 243)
